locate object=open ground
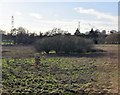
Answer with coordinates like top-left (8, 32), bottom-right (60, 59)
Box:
top-left (2, 44), bottom-right (119, 94)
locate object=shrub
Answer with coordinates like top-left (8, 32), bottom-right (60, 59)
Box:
top-left (73, 37), bottom-right (94, 53)
top-left (35, 37), bottom-right (53, 54)
top-left (51, 35), bottom-right (62, 53)
top-left (34, 35), bottom-right (94, 54)
top-left (60, 36), bottom-right (75, 53)
top-left (105, 33), bottom-right (119, 44)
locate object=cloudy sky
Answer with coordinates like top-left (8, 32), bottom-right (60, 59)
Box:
top-left (0, 2), bottom-right (118, 34)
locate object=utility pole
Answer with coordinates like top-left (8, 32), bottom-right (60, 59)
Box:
top-left (11, 16), bottom-right (14, 34)
top-left (78, 21), bottom-right (80, 32)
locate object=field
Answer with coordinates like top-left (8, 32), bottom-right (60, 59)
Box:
top-left (1, 45), bottom-right (119, 94)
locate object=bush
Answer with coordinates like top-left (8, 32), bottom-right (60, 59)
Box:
top-left (35, 37), bottom-right (53, 54)
top-left (105, 33), bottom-right (119, 44)
top-left (51, 35), bottom-right (62, 53)
top-left (34, 35), bottom-right (94, 54)
top-left (60, 36), bottom-right (75, 53)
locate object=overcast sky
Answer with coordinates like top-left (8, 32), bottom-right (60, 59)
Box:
top-left (0, 2), bottom-right (118, 34)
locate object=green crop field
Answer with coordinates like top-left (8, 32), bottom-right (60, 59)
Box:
top-left (1, 45), bottom-right (119, 94)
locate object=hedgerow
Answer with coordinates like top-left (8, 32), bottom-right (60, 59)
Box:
top-left (34, 35), bottom-right (94, 54)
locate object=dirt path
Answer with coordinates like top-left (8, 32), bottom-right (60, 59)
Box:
top-left (95, 45), bottom-right (118, 93)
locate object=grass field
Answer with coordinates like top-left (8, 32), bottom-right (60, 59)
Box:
top-left (1, 45), bottom-right (119, 94)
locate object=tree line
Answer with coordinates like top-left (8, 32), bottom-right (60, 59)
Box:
top-left (0, 27), bottom-right (119, 45)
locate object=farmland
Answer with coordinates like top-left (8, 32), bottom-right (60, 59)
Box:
top-left (1, 45), bottom-right (119, 94)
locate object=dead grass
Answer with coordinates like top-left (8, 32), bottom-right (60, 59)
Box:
top-left (2, 45), bottom-right (36, 58)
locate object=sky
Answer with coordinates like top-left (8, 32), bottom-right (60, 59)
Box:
top-left (0, 2), bottom-right (118, 34)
